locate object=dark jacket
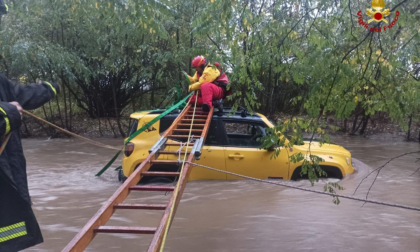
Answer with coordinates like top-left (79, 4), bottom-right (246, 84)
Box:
top-left (0, 73), bottom-right (59, 251)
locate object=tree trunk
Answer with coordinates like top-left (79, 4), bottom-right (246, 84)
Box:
top-left (106, 117), bottom-right (117, 138)
top-left (55, 90), bottom-right (65, 128)
top-left (68, 84), bottom-right (73, 131)
top-left (359, 115), bottom-right (370, 135)
top-left (343, 119), bottom-right (347, 132)
top-left (111, 79), bottom-right (126, 137)
top-left (98, 117), bottom-right (103, 137)
top-left (407, 114), bottom-right (412, 141)
top-left (42, 105), bottom-right (54, 136)
top-left (351, 115), bottom-right (359, 134)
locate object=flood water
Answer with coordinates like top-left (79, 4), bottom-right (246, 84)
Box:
top-left (21, 135), bottom-right (420, 252)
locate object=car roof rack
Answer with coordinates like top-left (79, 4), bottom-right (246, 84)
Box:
top-left (147, 106), bottom-right (256, 119)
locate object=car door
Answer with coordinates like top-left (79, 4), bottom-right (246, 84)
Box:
top-left (223, 120), bottom-right (290, 180)
top-left (190, 119), bottom-right (227, 180)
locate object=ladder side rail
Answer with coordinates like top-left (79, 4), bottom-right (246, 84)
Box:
top-left (62, 154), bottom-right (155, 252)
top-left (200, 107), bottom-right (214, 139)
top-left (148, 107), bottom-right (214, 252)
top-left (194, 107), bottom-right (214, 159)
top-left (149, 136), bottom-right (167, 154)
top-left (147, 153), bottom-right (196, 252)
top-left (162, 104), bottom-right (193, 137)
top-left (63, 102), bottom-right (209, 252)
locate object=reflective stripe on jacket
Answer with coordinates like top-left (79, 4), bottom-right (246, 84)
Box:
top-left (0, 171), bottom-right (43, 251)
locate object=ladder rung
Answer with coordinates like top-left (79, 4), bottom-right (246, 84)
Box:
top-left (142, 171), bottom-right (181, 176)
top-left (185, 115), bottom-right (208, 118)
top-left (181, 119), bottom-right (206, 122)
top-left (165, 142), bottom-right (193, 146)
top-left (187, 112), bottom-right (207, 115)
top-left (169, 135), bottom-right (199, 138)
top-left (151, 160), bottom-right (179, 164)
top-left (157, 151), bottom-right (188, 155)
top-left (173, 129), bottom-right (203, 133)
top-left (130, 185), bottom-right (175, 191)
top-left (94, 226), bottom-right (157, 234)
top-left (114, 203), bottom-right (167, 210)
top-left (178, 123), bottom-right (205, 127)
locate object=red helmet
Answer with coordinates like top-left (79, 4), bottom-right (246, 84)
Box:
top-left (192, 55), bottom-right (206, 68)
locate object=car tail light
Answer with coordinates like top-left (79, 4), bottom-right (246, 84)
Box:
top-left (124, 142), bottom-right (135, 157)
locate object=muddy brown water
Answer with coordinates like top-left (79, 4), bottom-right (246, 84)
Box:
top-left (20, 136), bottom-right (420, 252)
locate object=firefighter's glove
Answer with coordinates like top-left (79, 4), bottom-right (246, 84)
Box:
top-left (181, 71), bottom-right (188, 79)
top-left (188, 82), bottom-right (201, 92)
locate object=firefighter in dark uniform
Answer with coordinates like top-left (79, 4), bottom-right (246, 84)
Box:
top-left (0, 3), bottom-right (60, 250)
top-left (0, 75), bottom-right (59, 251)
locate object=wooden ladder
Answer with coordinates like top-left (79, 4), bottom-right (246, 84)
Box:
top-left (62, 103), bottom-right (213, 252)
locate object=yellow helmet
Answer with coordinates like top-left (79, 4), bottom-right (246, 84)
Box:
top-left (371, 0), bottom-right (385, 9)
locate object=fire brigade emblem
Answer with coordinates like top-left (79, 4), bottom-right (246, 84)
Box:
top-left (366, 0), bottom-right (390, 23)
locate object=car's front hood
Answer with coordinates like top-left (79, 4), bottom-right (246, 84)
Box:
top-left (293, 141), bottom-right (351, 156)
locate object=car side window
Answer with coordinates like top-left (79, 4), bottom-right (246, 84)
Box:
top-left (159, 117), bottom-right (174, 134)
top-left (204, 119), bottom-right (227, 146)
top-left (160, 115), bottom-right (225, 146)
top-left (128, 119), bottom-right (138, 136)
top-left (223, 121), bottom-right (266, 147)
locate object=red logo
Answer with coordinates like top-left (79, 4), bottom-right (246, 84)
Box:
top-left (357, 0), bottom-right (400, 32)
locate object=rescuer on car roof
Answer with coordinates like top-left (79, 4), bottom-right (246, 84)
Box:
top-left (183, 55), bottom-right (231, 112)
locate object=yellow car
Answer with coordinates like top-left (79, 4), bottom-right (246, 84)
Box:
top-left (120, 109), bottom-right (354, 182)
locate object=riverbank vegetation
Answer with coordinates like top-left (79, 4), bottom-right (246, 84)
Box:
top-left (0, 0), bottom-right (419, 141)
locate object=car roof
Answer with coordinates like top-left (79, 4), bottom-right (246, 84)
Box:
top-left (130, 108), bottom-right (269, 124)
top-left (159, 108), bottom-right (264, 121)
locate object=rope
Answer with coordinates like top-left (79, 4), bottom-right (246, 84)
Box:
top-left (0, 133), bottom-right (11, 156)
top-left (97, 93), bottom-right (193, 176)
top-left (176, 141), bottom-right (188, 162)
top-left (21, 94), bottom-right (194, 152)
top-left (186, 161), bottom-right (420, 212)
top-left (160, 92), bottom-right (199, 252)
top-left (22, 110), bottom-right (122, 151)
top-left (125, 93), bottom-right (192, 145)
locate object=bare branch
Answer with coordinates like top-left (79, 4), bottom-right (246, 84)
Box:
top-left (353, 151), bottom-right (420, 199)
top-left (391, 0), bottom-right (409, 12)
top-left (341, 31), bottom-right (373, 63)
top-left (360, 33), bottom-right (374, 80)
top-left (410, 167), bottom-right (420, 176)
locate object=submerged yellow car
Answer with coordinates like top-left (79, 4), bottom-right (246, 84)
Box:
top-left (120, 109), bottom-right (354, 182)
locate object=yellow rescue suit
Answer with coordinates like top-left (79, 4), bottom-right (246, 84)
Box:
top-left (185, 64), bottom-right (221, 91)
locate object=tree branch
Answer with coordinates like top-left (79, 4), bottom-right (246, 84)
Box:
top-left (360, 33), bottom-right (374, 80)
top-left (391, 0), bottom-right (409, 12)
top-left (353, 151), bottom-right (420, 200)
top-left (206, 34), bottom-right (236, 70)
top-left (341, 31), bottom-right (373, 63)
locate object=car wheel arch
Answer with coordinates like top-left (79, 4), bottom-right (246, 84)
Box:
top-left (290, 165), bottom-right (343, 180)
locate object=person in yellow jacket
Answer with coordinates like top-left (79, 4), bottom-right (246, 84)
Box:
top-left (183, 55), bottom-right (230, 112)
